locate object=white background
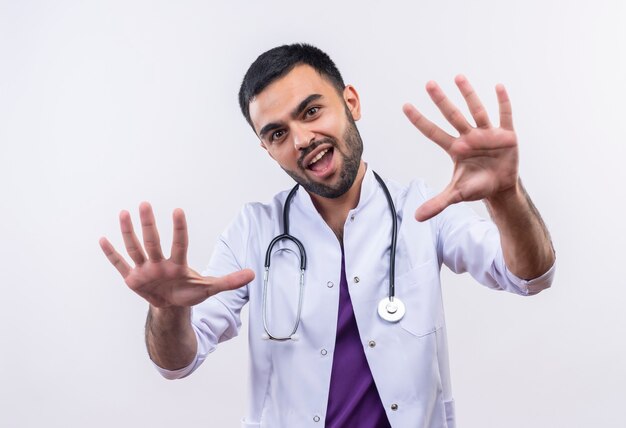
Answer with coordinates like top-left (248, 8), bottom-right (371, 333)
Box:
top-left (1, 1), bottom-right (625, 427)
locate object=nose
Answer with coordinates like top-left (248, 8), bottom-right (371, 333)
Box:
top-left (292, 124), bottom-right (315, 151)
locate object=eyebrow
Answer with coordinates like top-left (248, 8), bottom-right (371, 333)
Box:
top-left (258, 94), bottom-right (323, 139)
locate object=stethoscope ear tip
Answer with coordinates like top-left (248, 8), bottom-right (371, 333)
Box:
top-left (290, 334), bottom-right (300, 341)
top-left (261, 333), bottom-right (270, 340)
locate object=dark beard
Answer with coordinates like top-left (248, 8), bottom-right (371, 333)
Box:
top-left (282, 115), bottom-right (363, 199)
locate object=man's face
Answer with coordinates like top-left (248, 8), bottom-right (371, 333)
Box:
top-left (249, 65), bottom-right (363, 199)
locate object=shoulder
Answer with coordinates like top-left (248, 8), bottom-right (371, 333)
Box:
top-left (211, 188), bottom-right (295, 268)
top-left (374, 173), bottom-right (479, 233)
top-left (221, 188), bottom-right (292, 239)
top-left (375, 173), bottom-right (432, 206)
top-left (240, 189), bottom-right (291, 222)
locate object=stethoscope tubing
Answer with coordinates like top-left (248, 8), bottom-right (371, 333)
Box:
top-left (262, 171), bottom-right (401, 341)
top-left (373, 171), bottom-right (398, 302)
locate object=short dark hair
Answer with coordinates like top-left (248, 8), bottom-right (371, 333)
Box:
top-left (238, 43), bottom-right (346, 129)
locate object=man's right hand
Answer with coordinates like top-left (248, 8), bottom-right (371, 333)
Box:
top-left (99, 202), bottom-right (255, 308)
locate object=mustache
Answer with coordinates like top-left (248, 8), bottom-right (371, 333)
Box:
top-left (297, 138), bottom-right (337, 169)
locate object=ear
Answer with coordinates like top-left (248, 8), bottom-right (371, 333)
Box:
top-left (343, 85), bottom-right (362, 121)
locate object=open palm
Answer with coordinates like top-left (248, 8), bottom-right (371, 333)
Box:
top-left (403, 75), bottom-right (519, 221)
top-left (99, 202), bottom-right (254, 308)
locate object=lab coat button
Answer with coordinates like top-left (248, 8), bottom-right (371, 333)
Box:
top-left (353, 276), bottom-right (360, 283)
top-left (391, 403), bottom-right (398, 411)
top-left (350, 214), bottom-right (355, 221)
top-left (320, 349), bottom-right (328, 356)
top-left (313, 415), bottom-right (321, 422)
top-left (327, 281), bottom-right (334, 288)
top-left (368, 340), bottom-right (376, 348)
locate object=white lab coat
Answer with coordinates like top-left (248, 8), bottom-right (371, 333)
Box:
top-left (156, 167), bottom-right (554, 427)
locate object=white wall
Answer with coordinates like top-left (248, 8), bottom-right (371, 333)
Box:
top-left (1, 1), bottom-right (624, 426)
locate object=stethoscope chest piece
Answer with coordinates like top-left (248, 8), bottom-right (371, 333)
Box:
top-left (377, 296), bottom-right (405, 322)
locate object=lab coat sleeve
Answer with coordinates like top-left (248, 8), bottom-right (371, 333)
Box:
top-left (422, 183), bottom-right (555, 296)
top-left (153, 207), bottom-right (253, 379)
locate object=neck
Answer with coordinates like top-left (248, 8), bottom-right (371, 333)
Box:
top-left (309, 162), bottom-right (367, 243)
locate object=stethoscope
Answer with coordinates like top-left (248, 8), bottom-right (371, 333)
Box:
top-left (262, 171), bottom-right (405, 341)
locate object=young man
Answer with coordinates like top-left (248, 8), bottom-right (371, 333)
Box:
top-left (100, 44), bottom-right (555, 427)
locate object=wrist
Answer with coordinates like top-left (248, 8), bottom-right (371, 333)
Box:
top-left (146, 305), bottom-right (197, 370)
top-left (148, 305), bottom-right (192, 329)
top-left (485, 179), bottom-right (524, 213)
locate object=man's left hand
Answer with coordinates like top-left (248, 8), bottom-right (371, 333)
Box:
top-left (403, 75), bottom-right (519, 221)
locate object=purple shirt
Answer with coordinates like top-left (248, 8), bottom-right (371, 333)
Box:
top-left (325, 252), bottom-right (391, 428)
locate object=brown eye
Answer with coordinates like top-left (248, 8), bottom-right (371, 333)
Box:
top-left (271, 130), bottom-right (285, 141)
top-left (305, 107), bottom-right (319, 117)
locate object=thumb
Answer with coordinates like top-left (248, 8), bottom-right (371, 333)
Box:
top-left (207, 268), bottom-right (256, 294)
top-left (415, 188), bottom-right (459, 222)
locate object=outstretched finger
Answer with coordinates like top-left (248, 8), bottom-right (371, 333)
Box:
top-left (139, 202), bottom-right (165, 261)
top-left (455, 75), bottom-right (491, 129)
top-left (99, 237), bottom-right (131, 278)
top-left (414, 187), bottom-right (462, 222)
top-left (426, 80), bottom-right (472, 134)
top-left (496, 84), bottom-right (514, 131)
top-left (207, 269), bottom-right (256, 295)
top-left (402, 103), bottom-right (455, 151)
top-left (120, 210), bottom-right (147, 265)
top-left (170, 208), bottom-right (188, 265)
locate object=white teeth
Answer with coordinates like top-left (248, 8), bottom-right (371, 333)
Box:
top-left (308, 149), bottom-right (329, 167)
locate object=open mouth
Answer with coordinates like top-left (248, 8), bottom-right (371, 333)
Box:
top-left (306, 147), bottom-right (334, 173)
